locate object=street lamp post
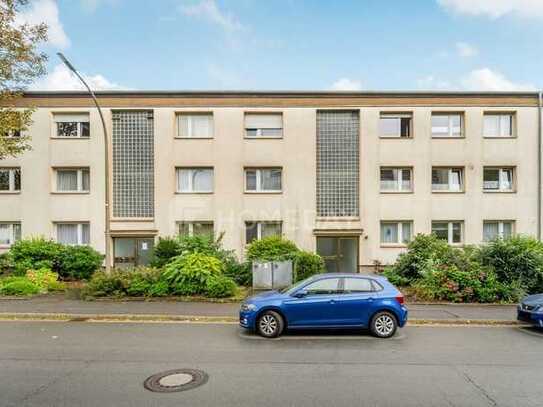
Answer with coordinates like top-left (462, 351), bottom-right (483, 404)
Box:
top-left (57, 53), bottom-right (111, 272)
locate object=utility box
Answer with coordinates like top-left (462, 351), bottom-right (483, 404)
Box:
top-left (252, 261), bottom-right (293, 290)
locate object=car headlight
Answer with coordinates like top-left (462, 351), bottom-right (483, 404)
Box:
top-left (241, 303), bottom-right (257, 312)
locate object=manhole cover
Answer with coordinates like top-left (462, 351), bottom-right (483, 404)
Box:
top-left (143, 369), bottom-right (208, 393)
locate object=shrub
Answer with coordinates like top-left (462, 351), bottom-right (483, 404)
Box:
top-left (293, 251), bottom-right (325, 282)
top-left (26, 268), bottom-right (63, 292)
top-left (205, 274), bottom-right (237, 298)
top-left (9, 238), bottom-right (62, 275)
top-left (177, 234), bottom-right (221, 257)
top-left (82, 271), bottom-right (125, 298)
top-left (57, 245), bottom-right (103, 280)
top-left (478, 236), bottom-right (543, 294)
top-left (0, 252), bottom-right (15, 275)
top-left (162, 253), bottom-right (224, 295)
top-left (0, 277), bottom-right (40, 296)
top-left (82, 267), bottom-right (163, 298)
top-left (150, 237), bottom-right (181, 268)
top-left (245, 236), bottom-right (298, 262)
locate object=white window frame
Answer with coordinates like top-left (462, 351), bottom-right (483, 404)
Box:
top-left (245, 168), bottom-right (282, 193)
top-left (380, 221), bottom-right (413, 245)
top-left (0, 222), bottom-right (21, 247)
top-left (54, 168), bottom-right (90, 193)
top-left (0, 168), bottom-right (20, 192)
top-left (176, 113), bottom-right (214, 139)
top-left (483, 167), bottom-right (514, 192)
top-left (245, 221), bottom-right (282, 243)
top-left (177, 221), bottom-right (214, 237)
top-left (53, 113), bottom-right (90, 139)
top-left (176, 168), bottom-right (214, 193)
top-left (379, 113), bottom-right (412, 138)
top-left (483, 220), bottom-right (514, 242)
top-left (55, 222), bottom-right (90, 246)
top-left (432, 167), bottom-right (464, 192)
top-left (380, 167), bottom-right (413, 192)
top-left (483, 113), bottom-right (514, 138)
top-left (244, 113), bottom-right (283, 139)
top-left (431, 113), bottom-right (463, 138)
top-left (432, 221), bottom-right (464, 245)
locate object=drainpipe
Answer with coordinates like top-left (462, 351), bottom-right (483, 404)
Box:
top-left (538, 91), bottom-right (542, 240)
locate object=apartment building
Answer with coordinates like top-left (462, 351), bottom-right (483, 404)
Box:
top-left (1, 91), bottom-right (541, 272)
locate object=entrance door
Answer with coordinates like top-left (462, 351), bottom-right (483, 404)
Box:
top-left (113, 238), bottom-right (155, 268)
top-left (316, 236), bottom-right (359, 273)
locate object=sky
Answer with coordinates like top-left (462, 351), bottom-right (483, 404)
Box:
top-left (18, 0), bottom-right (543, 91)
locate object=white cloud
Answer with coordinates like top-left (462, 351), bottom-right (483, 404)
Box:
top-left (330, 78), bottom-right (363, 91)
top-left (179, 0), bottom-right (243, 31)
top-left (417, 75), bottom-right (452, 90)
top-left (31, 63), bottom-right (126, 91)
top-left (437, 0), bottom-right (543, 19)
top-left (14, 0), bottom-right (70, 49)
top-left (455, 42), bottom-right (478, 57)
top-left (460, 68), bottom-right (535, 91)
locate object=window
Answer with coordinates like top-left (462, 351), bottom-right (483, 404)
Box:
top-left (245, 168), bottom-right (282, 192)
top-left (303, 278), bottom-right (341, 295)
top-left (380, 221), bottom-right (413, 245)
top-left (483, 167), bottom-right (514, 192)
top-left (379, 113), bottom-right (412, 138)
top-left (177, 113), bottom-right (213, 138)
top-left (0, 223), bottom-right (21, 246)
top-left (245, 221), bottom-right (282, 244)
top-left (483, 221), bottom-right (514, 242)
top-left (55, 168), bottom-right (90, 192)
top-left (432, 221), bottom-right (463, 244)
top-left (483, 113), bottom-right (513, 138)
top-left (54, 113), bottom-right (90, 138)
top-left (178, 221), bottom-right (214, 237)
top-left (0, 168), bottom-right (21, 192)
top-left (343, 278), bottom-right (374, 293)
top-left (176, 168), bottom-right (213, 193)
top-left (432, 167), bottom-right (464, 192)
top-left (380, 167), bottom-right (412, 192)
top-left (244, 113), bottom-right (283, 138)
top-left (431, 113), bottom-right (463, 138)
top-left (56, 223), bottom-right (90, 245)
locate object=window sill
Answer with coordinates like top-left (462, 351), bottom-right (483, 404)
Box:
top-left (50, 137), bottom-right (90, 140)
top-left (244, 191), bottom-right (283, 194)
top-left (380, 191), bottom-right (413, 194)
top-left (175, 137), bottom-right (214, 140)
top-left (175, 191), bottom-right (214, 195)
top-left (379, 137), bottom-right (413, 140)
top-left (380, 244), bottom-right (408, 248)
top-left (483, 136), bottom-right (516, 139)
top-left (0, 191), bottom-right (21, 195)
top-left (51, 191), bottom-right (90, 195)
top-left (431, 191), bottom-right (465, 194)
top-left (483, 190), bottom-right (516, 194)
top-left (244, 136), bottom-right (283, 140)
top-left (431, 136), bottom-right (465, 139)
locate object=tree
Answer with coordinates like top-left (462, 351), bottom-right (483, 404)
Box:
top-left (0, 0), bottom-right (47, 159)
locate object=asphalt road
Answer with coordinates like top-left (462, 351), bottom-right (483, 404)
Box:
top-left (1, 321), bottom-right (542, 407)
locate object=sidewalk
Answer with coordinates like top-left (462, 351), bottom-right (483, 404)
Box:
top-left (0, 295), bottom-right (518, 323)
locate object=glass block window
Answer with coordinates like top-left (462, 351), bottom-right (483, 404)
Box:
top-left (55, 168), bottom-right (89, 192)
top-left (112, 111), bottom-right (154, 218)
top-left (0, 168), bottom-right (21, 192)
top-left (178, 221), bottom-right (214, 237)
top-left (316, 110), bottom-right (359, 217)
top-left (55, 222), bottom-right (90, 245)
top-left (0, 222), bottom-right (21, 246)
top-left (54, 113), bottom-right (90, 138)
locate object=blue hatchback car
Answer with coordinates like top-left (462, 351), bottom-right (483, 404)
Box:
top-left (240, 273), bottom-right (408, 338)
top-left (517, 294), bottom-right (543, 328)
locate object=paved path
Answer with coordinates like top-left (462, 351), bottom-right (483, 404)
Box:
top-left (0, 295), bottom-right (518, 321)
top-left (1, 322), bottom-right (541, 406)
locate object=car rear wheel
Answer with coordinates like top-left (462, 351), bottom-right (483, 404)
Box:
top-left (257, 311), bottom-right (284, 338)
top-left (370, 311), bottom-right (398, 338)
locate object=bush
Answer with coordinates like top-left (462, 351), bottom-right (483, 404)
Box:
top-left (82, 267), bottom-right (163, 298)
top-left (162, 253), bottom-right (224, 295)
top-left (293, 251), bottom-right (325, 282)
top-left (177, 234), bottom-right (221, 257)
top-left (26, 268), bottom-right (64, 292)
top-left (478, 236), bottom-right (543, 294)
top-left (0, 253), bottom-right (15, 275)
top-left (246, 236), bottom-right (298, 262)
top-left (57, 245), bottom-right (103, 280)
top-left (205, 274), bottom-right (237, 298)
top-left (0, 277), bottom-right (40, 296)
top-left (9, 238), bottom-right (62, 275)
top-left (150, 237), bottom-right (181, 268)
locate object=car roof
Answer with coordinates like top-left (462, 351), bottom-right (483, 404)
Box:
top-left (312, 273), bottom-right (384, 280)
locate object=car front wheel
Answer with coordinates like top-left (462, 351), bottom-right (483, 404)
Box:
top-left (370, 311), bottom-right (398, 338)
top-left (257, 310), bottom-right (284, 338)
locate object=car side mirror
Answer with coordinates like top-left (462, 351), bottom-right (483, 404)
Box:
top-left (293, 290), bottom-right (307, 298)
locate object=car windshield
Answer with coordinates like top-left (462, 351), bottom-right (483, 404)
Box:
top-left (279, 276), bottom-right (315, 295)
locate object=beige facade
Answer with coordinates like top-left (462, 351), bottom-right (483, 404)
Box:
top-left (1, 91), bottom-right (541, 272)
